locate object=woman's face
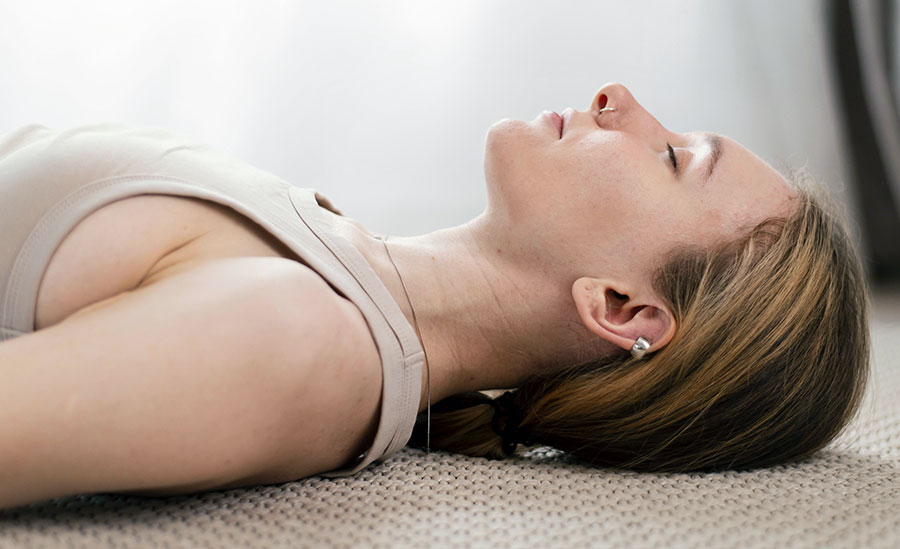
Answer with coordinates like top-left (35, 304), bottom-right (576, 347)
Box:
top-left (482, 82), bottom-right (797, 282)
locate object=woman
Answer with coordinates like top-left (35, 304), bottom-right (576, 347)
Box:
top-left (0, 83), bottom-right (869, 510)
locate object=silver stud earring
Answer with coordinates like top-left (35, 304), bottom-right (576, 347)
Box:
top-left (631, 336), bottom-right (651, 359)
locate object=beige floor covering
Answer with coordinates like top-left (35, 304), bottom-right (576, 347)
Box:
top-left (1, 291), bottom-right (898, 549)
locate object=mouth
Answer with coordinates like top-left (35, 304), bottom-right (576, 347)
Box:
top-left (560, 108), bottom-right (572, 137)
top-left (544, 110), bottom-right (563, 138)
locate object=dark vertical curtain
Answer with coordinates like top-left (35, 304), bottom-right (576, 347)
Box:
top-left (830, 0), bottom-right (900, 281)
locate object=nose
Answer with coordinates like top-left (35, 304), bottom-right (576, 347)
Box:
top-left (591, 82), bottom-right (633, 113)
top-left (589, 82), bottom-right (672, 140)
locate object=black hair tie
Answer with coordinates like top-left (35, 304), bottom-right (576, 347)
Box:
top-left (489, 391), bottom-right (532, 455)
top-left (423, 390), bottom-right (534, 456)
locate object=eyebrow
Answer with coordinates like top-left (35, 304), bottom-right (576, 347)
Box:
top-left (705, 133), bottom-right (723, 182)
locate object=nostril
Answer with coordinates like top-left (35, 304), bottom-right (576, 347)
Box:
top-left (598, 94), bottom-right (608, 109)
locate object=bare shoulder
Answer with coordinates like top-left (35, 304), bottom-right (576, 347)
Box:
top-left (200, 257), bottom-right (385, 485)
top-left (0, 256), bottom-right (383, 507)
top-left (138, 256), bottom-right (385, 484)
top-left (237, 259), bottom-right (385, 483)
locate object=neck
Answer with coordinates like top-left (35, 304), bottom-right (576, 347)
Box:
top-left (333, 212), bottom-right (611, 414)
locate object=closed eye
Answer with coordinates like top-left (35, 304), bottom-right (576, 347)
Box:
top-left (666, 143), bottom-right (678, 172)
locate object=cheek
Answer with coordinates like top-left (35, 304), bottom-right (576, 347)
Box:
top-left (694, 192), bottom-right (762, 244)
top-left (611, 199), bottom-right (711, 264)
top-left (558, 134), bottom-right (637, 195)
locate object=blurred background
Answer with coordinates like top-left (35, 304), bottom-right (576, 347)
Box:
top-left (0, 0), bottom-right (897, 286)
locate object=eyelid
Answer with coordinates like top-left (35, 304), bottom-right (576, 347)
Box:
top-left (666, 143), bottom-right (678, 172)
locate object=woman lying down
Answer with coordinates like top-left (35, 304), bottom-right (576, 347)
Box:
top-left (0, 83), bottom-right (869, 510)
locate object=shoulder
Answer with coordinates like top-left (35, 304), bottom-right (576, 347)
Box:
top-left (136, 254), bottom-right (383, 429)
top-left (276, 258), bottom-right (383, 399)
top-left (18, 255), bottom-right (384, 498)
top-left (242, 258), bottom-right (385, 478)
top-left (267, 258), bottom-right (382, 376)
top-left (148, 255), bottom-right (385, 479)
top-left (177, 255), bottom-right (381, 383)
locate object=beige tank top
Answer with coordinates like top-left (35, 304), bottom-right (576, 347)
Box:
top-left (0, 124), bottom-right (424, 477)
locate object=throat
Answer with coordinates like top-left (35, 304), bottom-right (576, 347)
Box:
top-left (344, 219), bottom-right (578, 409)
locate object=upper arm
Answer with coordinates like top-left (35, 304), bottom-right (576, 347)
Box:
top-left (0, 256), bottom-right (382, 508)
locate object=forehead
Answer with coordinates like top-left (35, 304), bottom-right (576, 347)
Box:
top-left (701, 135), bottom-right (797, 234)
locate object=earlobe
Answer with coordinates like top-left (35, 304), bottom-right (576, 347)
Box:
top-left (571, 276), bottom-right (676, 354)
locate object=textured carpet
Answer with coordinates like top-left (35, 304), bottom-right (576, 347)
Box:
top-left (1, 312), bottom-right (897, 548)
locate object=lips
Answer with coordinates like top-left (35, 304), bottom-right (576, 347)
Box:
top-left (561, 109), bottom-right (571, 136)
top-left (544, 111), bottom-right (563, 138)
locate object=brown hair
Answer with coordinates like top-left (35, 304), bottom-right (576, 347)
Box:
top-left (409, 173), bottom-right (871, 472)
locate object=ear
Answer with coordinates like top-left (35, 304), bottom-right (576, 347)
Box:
top-left (571, 276), bottom-right (676, 355)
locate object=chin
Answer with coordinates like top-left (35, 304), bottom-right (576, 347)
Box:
top-left (483, 120), bottom-right (518, 204)
top-left (484, 117), bottom-right (525, 148)
top-left (483, 117), bottom-right (534, 178)
top-left (482, 119), bottom-right (546, 223)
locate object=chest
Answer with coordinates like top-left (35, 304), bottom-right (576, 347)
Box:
top-left (34, 194), bottom-right (309, 330)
